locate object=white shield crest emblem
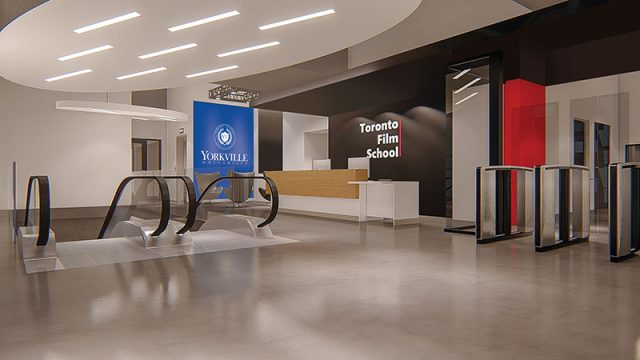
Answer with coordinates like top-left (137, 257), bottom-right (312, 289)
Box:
top-left (219, 130), bottom-right (230, 144)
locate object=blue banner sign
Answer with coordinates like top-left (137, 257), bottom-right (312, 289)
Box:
top-left (193, 101), bottom-right (254, 198)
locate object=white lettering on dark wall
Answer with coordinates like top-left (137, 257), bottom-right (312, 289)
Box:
top-left (359, 119), bottom-right (402, 159)
top-left (359, 120), bottom-right (399, 134)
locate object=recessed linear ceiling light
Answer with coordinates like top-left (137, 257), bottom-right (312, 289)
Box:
top-left (45, 69), bottom-right (93, 82)
top-left (217, 41), bottom-right (280, 58)
top-left (139, 43), bottom-right (198, 59)
top-left (168, 10), bottom-right (239, 32)
top-left (454, 77), bottom-right (482, 94)
top-left (58, 45), bottom-right (113, 62)
top-left (455, 92), bottom-right (478, 106)
top-left (186, 65), bottom-right (239, 78)
top-left (74, 12), bottom-right (141, 34)
top-left (116, 67), bottom-right (167, 80)
top-left (452, 68), bottom-right (470, 80)
top-left (259, 9), bottom-right (335, 30)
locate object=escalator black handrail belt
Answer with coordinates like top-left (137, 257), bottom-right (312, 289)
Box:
top-left (163, 176), bottom-right (197, 235)
top-left (98, 176), bottom-right (171, 239)
top-left (24, 176), bottom-right (51, 247)
top-left (197, 176), bottom-right (279, 228)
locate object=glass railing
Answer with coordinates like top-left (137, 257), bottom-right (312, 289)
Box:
top-left (99, 175), bottom-right (199, 239)
top-left (98, 176), bottom-right (170, 239)
top-left (132, 168), bottom-right (280, 229)
top-left (163, 176), bottom-right (197, 234)
top-left (195, 173), bottom-right (279, 228)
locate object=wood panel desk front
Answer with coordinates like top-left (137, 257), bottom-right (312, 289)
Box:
top-left (264, 169), bottom-right (367, 199)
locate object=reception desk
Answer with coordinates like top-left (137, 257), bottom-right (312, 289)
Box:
top-left (265, 169), bottom-right (367, 199)
top-left (349, 181), bottom-right (419, 225)
top-left (265, 169), bottom-right (419, 225)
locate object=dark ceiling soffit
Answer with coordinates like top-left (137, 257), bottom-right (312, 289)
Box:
top-left (253, 46), bottom-right (442, 108)
top-left (0, 0), bottom-right (47, 31)
top-left (255, 0), bottom-right (606, 109)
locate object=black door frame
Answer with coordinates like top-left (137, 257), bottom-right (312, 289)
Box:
top-left (132, 138), bottom-right (162, 171)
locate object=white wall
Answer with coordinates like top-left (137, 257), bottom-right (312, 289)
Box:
top-left (546, 74), bottom-right (629, 210)
top-left (0, 77), bottom-right (131, 210)
top-left (545, 102), bottom-right (560, 164)
top-left (166, 82), bottom-right (257, 175)
top-left (131, 119), bottom-right (168, 171)
top-left (617, 71), bottom-right (640, 145)
top-left (304, 131), bottom-right (329, 168)
top-left (546, 75), bottom-right (621, 165)
top-left (452, 84), bottom-right (489, 221)
top-left (282, 112), bottom-right (328, 170)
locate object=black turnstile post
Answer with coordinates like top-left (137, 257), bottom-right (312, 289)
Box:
top-left (632, 168), bottom-right (640, 252)
top-left (558, 168), bottom-right (570, 243)
top-left (495, 170), bottom-right (511, 237)
top-left (611, 163), bottom-right (640, 261)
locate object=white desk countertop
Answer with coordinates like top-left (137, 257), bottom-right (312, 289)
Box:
top-left (348, 181), bottom-right (418, 185)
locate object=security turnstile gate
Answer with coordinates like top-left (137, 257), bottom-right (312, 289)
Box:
top-left (534, 165), bottom-right (590, 251)
top-left (609, 162), bottom-right (640, 262)
top-left (475, 166), bottom-right (534, 244)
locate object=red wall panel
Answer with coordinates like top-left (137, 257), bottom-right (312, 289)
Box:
top-left (503, 79), bottom-right (546, 222)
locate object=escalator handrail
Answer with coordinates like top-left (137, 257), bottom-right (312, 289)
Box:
top-left (98, 176), bottom-right (171, 239)
top-left (24, 176), bottom-right (51, 246)
top-left (163, 176), bottom-right (197, 235)
top-left (197, 175), bottom-right (279, 228)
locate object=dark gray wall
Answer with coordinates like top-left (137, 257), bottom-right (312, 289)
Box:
top-left (258, 109), bottom-right (283, 172)
top-left (0, 0), bottom-right (47, 30)
top-left (132, 89), bottom-right (167, 109)
top-left (330, 101), bottom-right (446, 217)
top-left (327, 56), bottom-right (448, 216)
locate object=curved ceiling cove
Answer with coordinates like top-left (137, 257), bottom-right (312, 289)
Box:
top-left (0, 0), bottom-right (421, 92)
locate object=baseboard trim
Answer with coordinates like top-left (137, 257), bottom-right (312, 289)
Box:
top-left (278, 208), bottom-right (360, 222)
top-left (393, 218), bottom-right (419, 226)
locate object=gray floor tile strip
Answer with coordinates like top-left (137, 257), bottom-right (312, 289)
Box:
top-left (25, 230), bottom-right (297, 273)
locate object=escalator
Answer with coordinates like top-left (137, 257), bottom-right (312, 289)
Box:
top-left (98, 176), bottom-right (197, 244)
top-left (24, 175), bottom-right (52, 246)
top-left (19, 175), bottom-right (57, 264)
top-left (192, 175), bottom-right (279, 233)
top-left (17, 173), bottom-right (281, 273)
top-left (21, 173), bottom-right (278, 251)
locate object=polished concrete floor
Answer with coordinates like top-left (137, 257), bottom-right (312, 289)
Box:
top-left (1, 214), bottom-right (639, 359)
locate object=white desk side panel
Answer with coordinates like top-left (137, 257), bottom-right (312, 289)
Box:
top-left (366, 183), bottom-right (395, 218)
top-left (393, 182), bottom-right (419, 220)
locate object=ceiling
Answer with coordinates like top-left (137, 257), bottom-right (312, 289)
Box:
top-left (223, 50), bottom-right (349, 95)
top-left (0, 0), bottom-right (46, 30)
top-left (0, 0), bottom-right (420, 92)
top-left (225, 0), bottom-right (570, 100)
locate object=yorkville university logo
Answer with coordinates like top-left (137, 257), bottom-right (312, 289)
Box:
top-left (213, 123), bottom-right (236, 150)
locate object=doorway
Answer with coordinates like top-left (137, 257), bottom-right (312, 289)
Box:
top-left (132, 138), bottom-right (161, 172)
top-left (625, 144), bottom-right (640, 162)
top-left (573, 119), bottom-right (586, 166)
top-left (176, 134), bottom-right (187, 176)
top-left (447, 56), bottom-right (492, 221)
